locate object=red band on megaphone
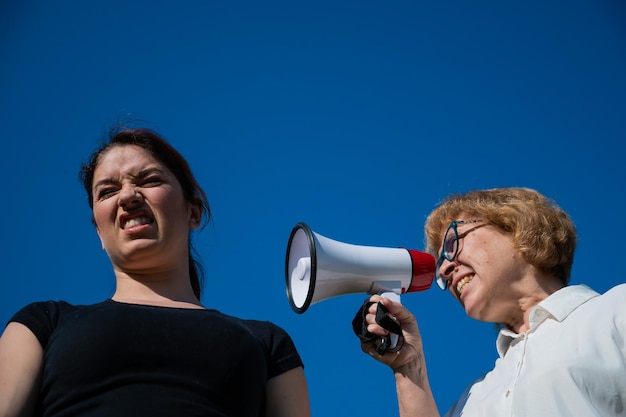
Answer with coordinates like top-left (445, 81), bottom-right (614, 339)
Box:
top-left (406, 249), bottom-right (435, 293)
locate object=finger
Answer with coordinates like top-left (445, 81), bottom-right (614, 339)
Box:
top-left (366, 302), bottom-right (379, 315)
top-left (366, 321), bottom-right (389, 336)
top-left (378, 297), bottom-right (414, 322)
top-left (369, 294), bottom-right (383, 304)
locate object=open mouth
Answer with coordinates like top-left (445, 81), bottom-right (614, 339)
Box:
top-left (457, 275), bottom-right (474, 294)
top-left (122, 216), bottom-right (153, 230)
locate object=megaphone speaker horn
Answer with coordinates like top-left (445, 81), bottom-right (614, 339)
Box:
top-left (285, 222), bottom-right (435, 314)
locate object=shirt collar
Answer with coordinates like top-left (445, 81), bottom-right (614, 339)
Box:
top-left (496, 285), bottom-right (600, 357)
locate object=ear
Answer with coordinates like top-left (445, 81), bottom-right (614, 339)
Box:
top-left (189, 203), bottom-right (202, 229)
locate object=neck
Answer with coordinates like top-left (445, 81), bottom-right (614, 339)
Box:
top-left (504, 275), bottom-right (564, 333)
top-left (111, 267), bottom-right (202, 308)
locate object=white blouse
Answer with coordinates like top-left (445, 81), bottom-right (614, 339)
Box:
top-left (445, 284), bottom-right (626, 417)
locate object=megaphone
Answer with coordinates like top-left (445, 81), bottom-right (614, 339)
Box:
top-left (285, 222), bottom-right (435, 314)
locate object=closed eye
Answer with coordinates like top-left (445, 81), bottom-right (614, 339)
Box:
top-left (139, 176), bottom-right (164, 187)
top-left (97, 188), bottom-right (117, 200)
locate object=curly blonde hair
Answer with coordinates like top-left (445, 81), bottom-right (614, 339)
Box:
top-left (424, 188), bottom-right (577, 284)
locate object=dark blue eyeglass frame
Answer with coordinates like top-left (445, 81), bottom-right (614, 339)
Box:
top-left (435, 219), bottom-right (484, 290)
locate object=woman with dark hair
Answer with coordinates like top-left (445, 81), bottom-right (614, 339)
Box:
top-left (0, 127), bottom-right (310, 417)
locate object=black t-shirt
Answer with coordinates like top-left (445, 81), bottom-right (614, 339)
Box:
top-left (10, 300), bottom-right (304, 417)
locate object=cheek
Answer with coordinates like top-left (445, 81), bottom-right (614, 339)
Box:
top-left (92, 202), bottom-right (116, 232)
top-left (465, 237), bottom-right (505, 273)
top-left (481, 240), bottom-right (522, 279)
top-left (158, 193), bottom-right (192, 222)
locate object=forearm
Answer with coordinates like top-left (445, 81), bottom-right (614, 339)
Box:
top-left (393, 359), bottom-right (440, 417)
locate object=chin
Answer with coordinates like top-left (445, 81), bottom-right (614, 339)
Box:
top-left (460, 297), bottom-right (478, 318)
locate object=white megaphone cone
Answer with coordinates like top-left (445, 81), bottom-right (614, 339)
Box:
top-left (285, 222), bottom-right (435, 314)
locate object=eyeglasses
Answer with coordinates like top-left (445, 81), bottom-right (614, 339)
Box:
top-left (435, 219), bottom-right (486, 290)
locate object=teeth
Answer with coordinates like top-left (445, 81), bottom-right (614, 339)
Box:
top-left (457, 275), bottom-right (473, 294)
top-left (123, 216), bottom-right (152, 229)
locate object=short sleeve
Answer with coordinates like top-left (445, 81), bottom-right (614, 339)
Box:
top-left (243, 320), bottom-right (304, 379)
top-left (8, 301), bottom-right (66, 348)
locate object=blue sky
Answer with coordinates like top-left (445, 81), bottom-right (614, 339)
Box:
top-left (1, 1), bottom-right (624, 415)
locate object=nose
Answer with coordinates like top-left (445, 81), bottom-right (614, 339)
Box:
top-left (439, 259), bottom-right (457, 282)
top-left (118, 185), bottom-right (142, 208)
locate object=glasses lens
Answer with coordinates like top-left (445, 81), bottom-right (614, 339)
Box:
top-left (435, 222), bottom-right (458, 291)
top-left (442, 223), bottom-right (458, 259)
